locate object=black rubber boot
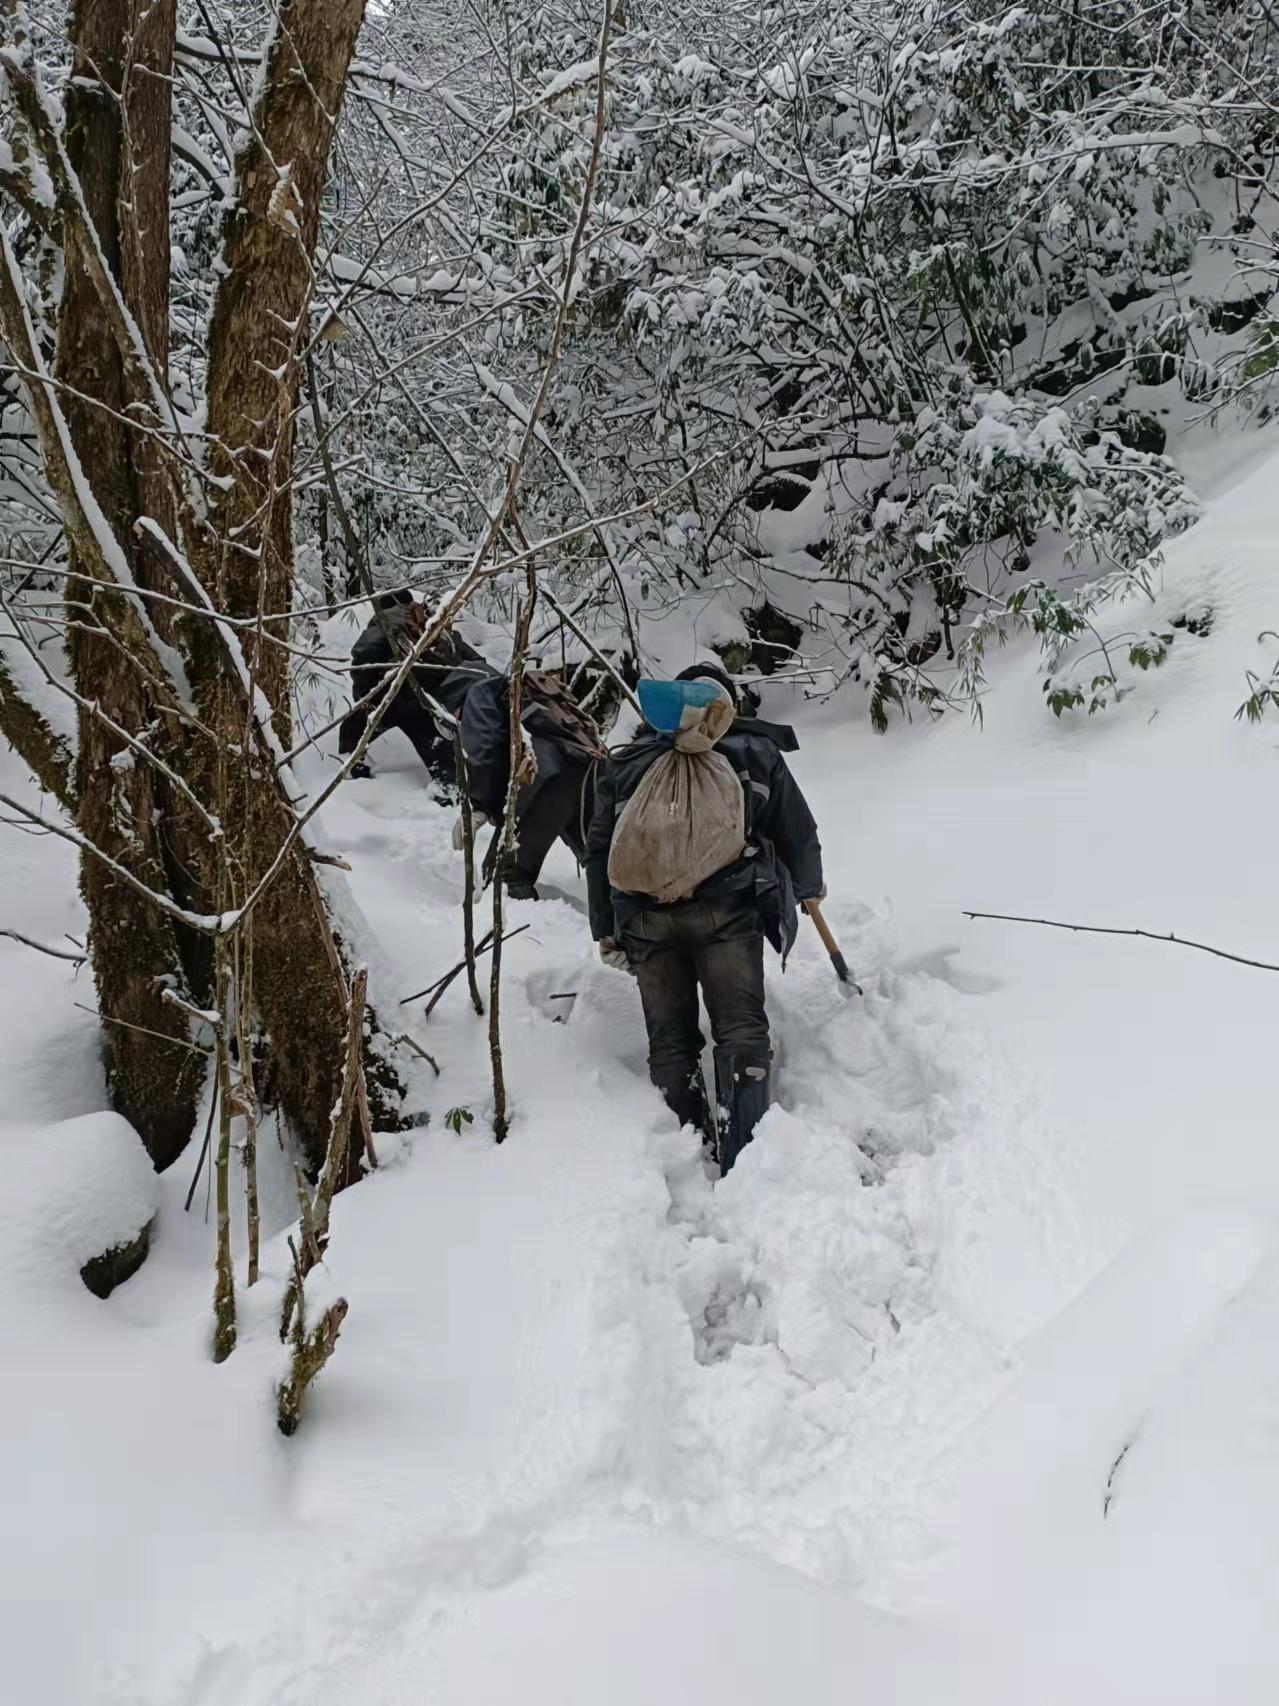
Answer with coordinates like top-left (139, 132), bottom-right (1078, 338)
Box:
top-left (498, 853), bottom-right (539, 901)
top-left (661, 1065), bottom-right (714, 1146)
top-left (714, 1047), bottom-right (772, 1175)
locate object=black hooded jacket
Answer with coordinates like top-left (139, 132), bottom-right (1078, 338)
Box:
top-left (460, 673), bottom-right (605, 829)
top-left (585, 717), bottom-right (824, 958)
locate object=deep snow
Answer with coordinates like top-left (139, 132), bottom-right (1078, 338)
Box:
top-left (3, 445), bottom-right (1279, 1704)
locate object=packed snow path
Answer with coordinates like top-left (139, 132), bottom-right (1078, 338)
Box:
top-left (4, 454), bottom-right (1279, 1703)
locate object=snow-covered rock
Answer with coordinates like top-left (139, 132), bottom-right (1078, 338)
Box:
top-left (1, 1112), bottom-right (158, 1297)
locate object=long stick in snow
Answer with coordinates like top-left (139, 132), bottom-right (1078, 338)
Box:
top-left (964, 911), bottom-right (1279, 975)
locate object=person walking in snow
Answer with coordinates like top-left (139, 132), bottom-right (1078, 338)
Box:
top-left (338, 591), bottom-right (492, 784)
top-left (457, 667), bottom-right (606, 900)
top-left (585, 661), bottom-right (824, 1173)
top-left (339, 591), bottom-right (602, 899)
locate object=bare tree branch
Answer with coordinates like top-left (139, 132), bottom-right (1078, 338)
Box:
top-left (964, 911), bottom-right (1279, 974)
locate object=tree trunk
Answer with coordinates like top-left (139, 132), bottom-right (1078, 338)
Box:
top-left (4, 0), bottom-right (401, 1180)
top-left (55, 0), bottom-right (202, 1169)
top-left (204, 0), bottom-right (370, 741)
top-left (191, 0), bottom-right (395, 1173)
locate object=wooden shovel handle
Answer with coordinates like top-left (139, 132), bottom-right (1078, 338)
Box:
top-left (803, 898), bottom-right (840, 957)
top-left (804, 899), bottom-right (860, 990)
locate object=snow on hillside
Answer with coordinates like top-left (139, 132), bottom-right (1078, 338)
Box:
top-left (4, 444), bottom-right (1279, 1705)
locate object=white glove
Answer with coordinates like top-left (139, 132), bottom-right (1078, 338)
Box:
top-left (451, 809), bottom-right (489, 851)
top-left (598, 938), bottom-right (633, 975)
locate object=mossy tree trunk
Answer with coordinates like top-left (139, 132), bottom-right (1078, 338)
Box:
top-left (0, 0), bottom-right (402, 1179)
top-left (54, 0), bottom-right (204, 1169)
top-left (191, 0), bottom-right (386, 1172)
top-left (203, 0), bottom-right (371, 744)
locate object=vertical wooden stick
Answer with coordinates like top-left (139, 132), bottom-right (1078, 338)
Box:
top-left (211, 948), bottom-right (237, 1362)
top-left (280, 965), bottom-right (367, 1339)
top-left (242, 1094), bottom-right (261, 1287)
top-left (454, 724), bottom-right (484, 1016)
top-left (315, 964), bottom-right (368, 1235)
top-left (237, 926), bottom-right (262, 1286)
top-left (490, 544), bottom-right (539, 1143)
top-left (489, 847), bottom-right (510, 1141)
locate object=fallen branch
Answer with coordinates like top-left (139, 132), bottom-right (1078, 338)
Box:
top-left (307, 848), bottom-right (353, 872)
top-left (964, 911), bottom-right (1279, 974)
top-left (390, 1032), bottom-right (441, 1076)
top-left (0, 927), bottom-right (86, 965)
top-left (398, 923), bottom-right (530, 1007)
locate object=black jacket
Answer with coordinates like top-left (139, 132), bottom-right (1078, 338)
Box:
top-left (585, 718), bottom-right (823, 958)
top-left (350, 612), bottom-right (495, 720)
top-left (461, 674), bottom-right (605, 823)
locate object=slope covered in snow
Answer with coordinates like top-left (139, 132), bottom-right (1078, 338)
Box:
top-left (3, 445), bottom-right (1279, 1705)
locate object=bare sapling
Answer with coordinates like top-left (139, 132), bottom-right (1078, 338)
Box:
top-left (280, 967), bottom-right (368, 1341)
top-left (275, 968), bottom-right (368, 1430)
top-left (276, 1235), bottom-right (349, 1437)
top-left (489, 555), bottom-right (539, 1144)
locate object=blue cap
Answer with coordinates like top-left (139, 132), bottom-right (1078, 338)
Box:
top-left (637, 678), bottom-right (721, 733)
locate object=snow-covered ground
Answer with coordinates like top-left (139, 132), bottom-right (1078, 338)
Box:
top-left (4, 444), bottom-right (1279, 1705)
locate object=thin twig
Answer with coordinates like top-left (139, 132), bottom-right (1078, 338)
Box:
top-left (964, 911), bottom-right (1279, 974)
top-left (73, 1001), bottom-right (212, 1057)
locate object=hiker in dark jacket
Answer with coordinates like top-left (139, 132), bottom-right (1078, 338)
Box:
top-left (585, 661), bottom-right (824, 1172)
top-left (338, 591), bottom-right (494, 783)
top-left (459, 669), bottom-right (604, 900)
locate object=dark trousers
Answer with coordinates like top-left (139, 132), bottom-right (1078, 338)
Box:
top-left (622, 895), bottom-right (769, 1132)
top-left (485, 745), bottom-right (593, 892)
top-left (339, 665), bottom-right (455, 781)
top-left (508, 758), bottom-right (591, 885)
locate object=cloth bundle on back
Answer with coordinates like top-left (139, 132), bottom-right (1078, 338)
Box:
top-left (606, 681), bottom-right (744, 904)
top-left (586, 662), bottom-right (826, 1176)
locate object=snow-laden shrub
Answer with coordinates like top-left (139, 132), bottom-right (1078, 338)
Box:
top-left (472, 0), bottom-right (1273, 721)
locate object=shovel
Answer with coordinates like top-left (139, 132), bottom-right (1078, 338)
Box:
top-left (804, 899), bottom-right (862, 995)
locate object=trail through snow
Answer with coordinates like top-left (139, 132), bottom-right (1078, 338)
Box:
top-left (4, 449), bottom-right (1279, 1702)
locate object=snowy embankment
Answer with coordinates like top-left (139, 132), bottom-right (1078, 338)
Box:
top-left (3, 452), bottom-right (1279, 1705)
